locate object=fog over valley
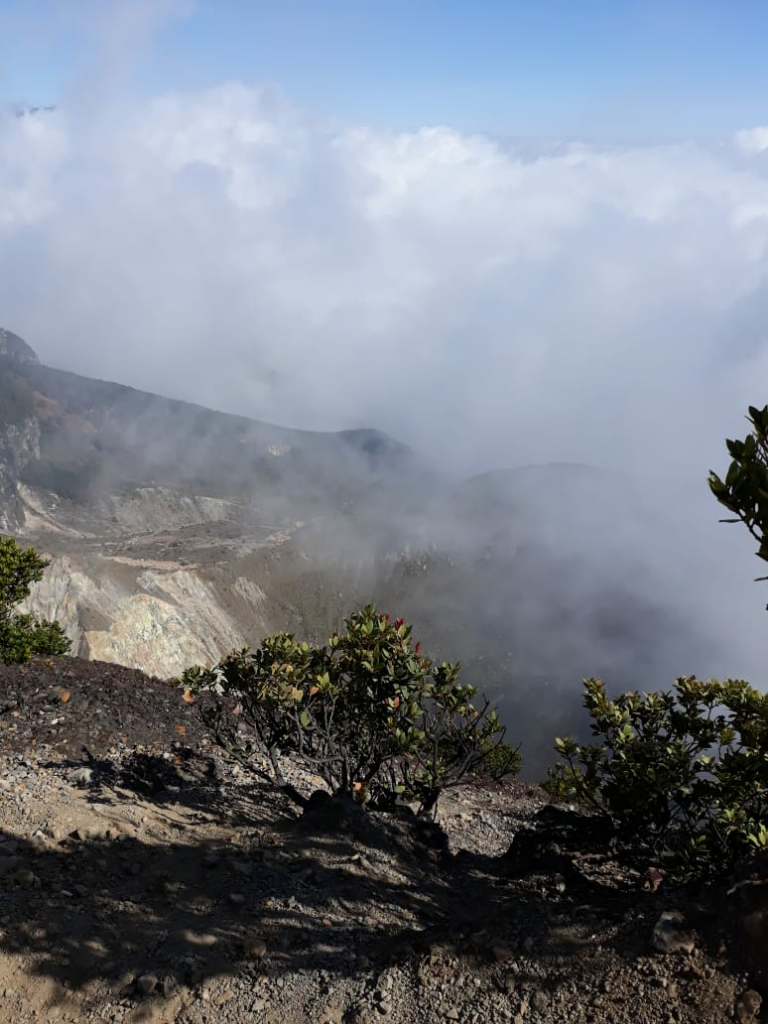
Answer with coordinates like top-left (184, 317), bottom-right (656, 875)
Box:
top-left (1, 0), bottom-right (768, 771)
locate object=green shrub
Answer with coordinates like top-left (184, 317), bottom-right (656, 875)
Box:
top-left (709, 404), bottom-right (768, 583)
top-left (477, 740), bottom-right (522, 779)
top-left (0, 536), bottom-right (71, 664)
top-left (0, 614), bottom-right (71, 663)
top-left (542, 408), bottom-right (768, 878)
top-left (546, 676), bottom-right (768, 876)
top-left (182, 605), bottom-right (515, 815)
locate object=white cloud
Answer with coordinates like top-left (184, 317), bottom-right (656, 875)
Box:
top-left (2, 89), bottom-right (768, 493)
top-left (734, 126), bottom-right (768, 154)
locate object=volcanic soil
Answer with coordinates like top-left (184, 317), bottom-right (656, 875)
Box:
top-left (0, 656), bottom-right (762, 1024)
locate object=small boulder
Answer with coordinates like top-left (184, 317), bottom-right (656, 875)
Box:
top-left (14, 869), bottom-right (39, 890)
top-left (70, 768), bottom-right (93, 787)
top-left (136, 973), bottom-right (158, 996)
top-left (736, 990), bottom-right (762, 1022)
top-left (532, 990), bottom-right (550, 1013)
top-left (243, 936), bottom-right (267, 960)
top-left (651, 911), bottom-right (696, 954)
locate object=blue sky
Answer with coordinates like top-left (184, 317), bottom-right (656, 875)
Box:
top-left (2, 0), bottom-right (768, 140)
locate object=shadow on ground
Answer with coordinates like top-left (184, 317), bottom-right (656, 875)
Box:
top-left (0, 771), bottom-right (663, 1002)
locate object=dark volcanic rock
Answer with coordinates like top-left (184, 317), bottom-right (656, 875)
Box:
top-left (0, 655), bottom-right (205, 756)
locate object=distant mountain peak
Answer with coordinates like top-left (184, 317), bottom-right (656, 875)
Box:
top-left (0, 328), bottom-right (39, 365)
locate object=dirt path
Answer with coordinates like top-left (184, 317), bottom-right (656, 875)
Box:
top-left (0, 658), bottom-right (759, 1023)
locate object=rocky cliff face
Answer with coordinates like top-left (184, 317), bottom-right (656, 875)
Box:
top-left (0, 328), bottom-right (418, 674)
top-left (10, 462), bottom-right (356, 677)
top-left (18, 503), bottom-right (382, 678)
top-left (24, 557), bottom-right (268, 678)
top-left (0, 418), bottom-right (40, 532)
top-left (0, 332), bottom-right (42, 529)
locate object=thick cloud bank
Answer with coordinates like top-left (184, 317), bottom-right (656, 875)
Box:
top-left (2, 86), bottom-right (768, 682)
top-left (2, 91), bottom-right (768, 484)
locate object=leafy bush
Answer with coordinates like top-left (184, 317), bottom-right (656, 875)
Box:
top-left (182, 605), bottom-right (515, 815)
top-left (455, 737), bottom-right (522, 781)
top-left (0, 614), bottom-right (71, 663)
top-left (546, 676), bottom-right (768, 876)
top-left (541, 409), bottom-right (768, 878)
top-left (709, 404), bottom-right (768, 585)
top-left (0, 536), bottom-right (71, 664)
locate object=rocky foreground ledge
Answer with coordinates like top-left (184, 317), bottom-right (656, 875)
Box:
top-left (0, 657), bottom-right (763, 1024)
